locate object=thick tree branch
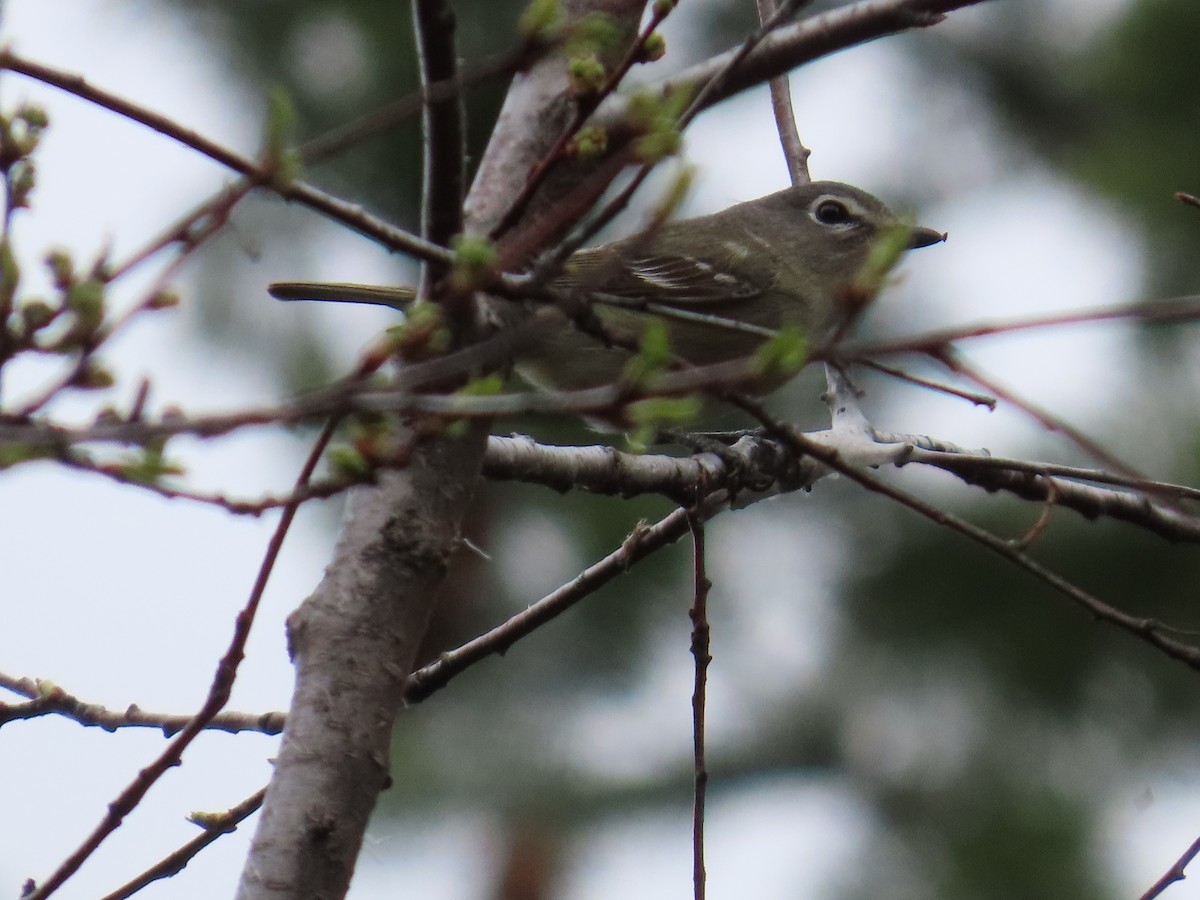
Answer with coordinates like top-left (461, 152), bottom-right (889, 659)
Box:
top-left (651, 0), bottom-right (988, 112)
top-left (233, 3), bottom-right (649, 898)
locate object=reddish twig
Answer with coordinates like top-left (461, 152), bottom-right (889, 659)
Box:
top-left (16, 192), bottom-right (240, 418)
top-left (937, 348), bottom-right (1145, 484)
top-left (844, 293), bottom-right (1200, 359)
top-left (0, 49), bottom-right (453, 267)
top-left (728, 392), bottom-right (1200, 672)
top-left (57, 453), bottom-right (361, 515)
top-left (106, 181), bottom-right (253, 283)
top-left (1140, 833), bottom-right (1200, 900)
top-left (687, 512), bottom-right (712, 900)
top-left (492, 1), bottom-right (680, 239)
top-left (1012, 475), bottom-right (1057, 549)
top-left (1174, 191), bottom-right (1200, 211)
top-left (98, 789), bottom-right (267, 900)
top-left (859, 358), bottom-right (997, 408)
top-left (22, 418), bottom-right (337, 900)
top-left (406, 505), bottom-right (706, 702)
top-left (755, 0), bottom-right (814, 185)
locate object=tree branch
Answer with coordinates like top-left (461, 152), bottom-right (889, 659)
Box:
top-left (0, 49), bottom-right (453, 267)
top-left (650, 0), bottom-right (988, 113)
top-left (1140, 832), bottom-right (1200, 900)
top-left (0, 673), bottom-right (284, 735)
top-left (728, 375), bottom-right (1200, 673)
top-left (405, 503), bottom-right (701, 703)
top-left (233, 3), bottom-right (650, 898)
top-left (25, 421), bottom-right (335, 900)
top-left (412, 0), bottom-right (465, 300)
top-left (756, 0), bottom-right (814, 185)
top-left (100, 789), bottom-right (266, 900)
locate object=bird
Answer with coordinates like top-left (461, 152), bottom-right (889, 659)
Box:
top-left (270, 180), bottom-right (944, 394)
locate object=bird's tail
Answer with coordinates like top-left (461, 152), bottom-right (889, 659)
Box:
top-left (268, 282), bottom-right (416, 308)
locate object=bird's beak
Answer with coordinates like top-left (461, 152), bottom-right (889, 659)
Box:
top-left (907, 225), bottom-right (947, 249)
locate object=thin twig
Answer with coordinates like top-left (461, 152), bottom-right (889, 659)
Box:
top-left (105, 180), bottom-right (254, 283)
top-left (492, 1), bottom-right (679, 239)
top-left (0, 50), bottom-right (453, 267)
top-left (1174, 191), bottom-right (1200, 211)
top-left (412, 0), bottom-right (465, 303)
top-left (755, 0), bottom-right (814, 185)
top-left (729, 389), bottom-right (1200, 673)
top-left (56, 454), bottom-right (360, 515)
top-left (843, 293), bottom-right (1200, 359)
top-left (22, 419), bottom-right (337, 900)
top-left (859, 358), bottom-right (997, 408)
top-left (15, 195), bottom-right (237, 418)
top-left (687, 512), bottom-right (711, 900)
top-left (0, 672), bottom-right (284, 735)
top-left (405, 505), bottom-right (709, 703)
top-left (1012, 476), bottom-right (1057, 549)
top-left (1139, 833), bottom-right (1200, 900)
top-left (939, 348), bottom-right (1147, 485)
top-left (98, 789), bottom-right (267, 900)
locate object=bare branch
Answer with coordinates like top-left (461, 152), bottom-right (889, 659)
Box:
top-left (861, 358), bottom-right (998, 408)
top-left (406, 504), bottom-right (701, 703)
top-left (728, 379), bottom-right (1200, 674)
top-left (99, 789), bottom-right (266, 900)
top-left (910, 449), bottom-right (1200, 542)
top-left (845, 293), bottom-right (1200, 359)
top-left (23, 421), bottom-right (335, 900)
top-left (1174, 191), bottom-right (1200, 211)
top-left (1140, 833), bottom-right (1200, 900)
top-left (648, 0), bottom-right (988, 115)
top-left (412, 0), bottom-right (465, 300)
top-left (756, 0), bottom-right (814, 184)
top-left (0, 50), bottom-right (453, 267)
top-left (0, 673), bottom-right (284, 735)
top-left (687, 513), bottom-right (711, 900)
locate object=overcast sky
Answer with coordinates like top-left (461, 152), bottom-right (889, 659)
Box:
top-left (4, 2), bottom-right (1190, 898)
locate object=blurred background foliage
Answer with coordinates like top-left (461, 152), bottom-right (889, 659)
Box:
top-left (156, 0), bottom-right (1200, 896)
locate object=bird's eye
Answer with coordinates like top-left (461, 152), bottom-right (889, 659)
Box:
top-left (813, 199), bottom-right (852, 225)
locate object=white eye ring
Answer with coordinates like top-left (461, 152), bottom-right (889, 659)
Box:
top-left (811, 197), bottom-right (855, 226)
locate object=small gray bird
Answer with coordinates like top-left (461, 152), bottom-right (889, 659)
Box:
top-left (270, 180), bottom-right (943, 392)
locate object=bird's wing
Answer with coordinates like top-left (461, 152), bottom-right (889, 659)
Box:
top-left (562, 248), bottom-right (765, 307)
